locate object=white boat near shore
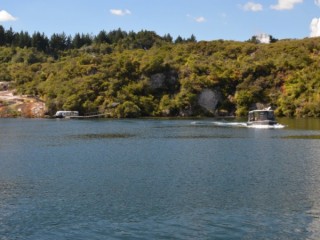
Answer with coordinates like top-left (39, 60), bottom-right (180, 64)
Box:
top-left (247, 108), bottom-right (277, 126)
top-left (54, 111), bottom-right (79, 118)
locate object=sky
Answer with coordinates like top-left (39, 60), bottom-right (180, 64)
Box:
top-left (1, 0), bottom-right (320, 41)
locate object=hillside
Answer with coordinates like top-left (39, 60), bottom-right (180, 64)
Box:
top-left (1, 28), bottom-right (320, 118)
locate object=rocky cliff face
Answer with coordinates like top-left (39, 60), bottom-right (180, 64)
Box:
top-left (149, 73), bottom-right (223, 117)
top-left (0, 90), bottom-right (46, 118)
top-left (149, 72), bottom-right (178, 90)
top-left (180, 89), bottom-right (222, 117)
top-left (198, 89), bottom-right (221, 114)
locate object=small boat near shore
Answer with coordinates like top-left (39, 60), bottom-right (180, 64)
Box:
top-left (54, 111), bottom-right (79, 118)
top-left (246, 108), bottom-right (285, 128)
top-left (247, 108), bottom-right (277, 126)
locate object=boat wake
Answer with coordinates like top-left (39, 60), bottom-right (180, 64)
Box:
top-left (191, 121), bottom-right (285, 129)
top-left (247, 123), bottom-right (285, 129)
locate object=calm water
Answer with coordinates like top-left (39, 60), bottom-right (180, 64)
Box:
top-left (0, 118), bottom-right (320, 240)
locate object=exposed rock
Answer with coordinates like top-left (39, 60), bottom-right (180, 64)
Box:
top-left (149, 71), bottom-right (178, 90)
top-left (161, 109), bottom-right (171, 116)
top-left (167, 73), bottom-right (178, 85)
top-left (0, 90), bottom-right (46, 118)
top-left (179, 107), bottom-right (193, 117)
top-left (108, 102), bottom-right (120, 108)
top-left (0, 82), bottom-right (9, 91)
top-left (198, 89), bottom-right (221, 114)
top-left (150, 73), bottom-right (166, 89)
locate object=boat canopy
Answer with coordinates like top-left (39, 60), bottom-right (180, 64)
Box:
top-left (248, 110), bottom-right (275, 122)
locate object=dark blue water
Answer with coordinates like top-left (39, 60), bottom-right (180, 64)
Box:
top-left (0, 118), bottom-right (320, 239)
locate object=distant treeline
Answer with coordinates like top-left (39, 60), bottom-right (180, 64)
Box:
top-left (0, 25), bottom-right (197, 54)
top-left (1, 25), bottom-right (320, 118)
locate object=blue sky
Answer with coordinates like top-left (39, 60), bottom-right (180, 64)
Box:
top-left (1, 0), bottom-right (320, 41)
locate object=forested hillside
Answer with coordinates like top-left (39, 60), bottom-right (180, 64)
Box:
top-left (1, 25), bottom-right (320, 118)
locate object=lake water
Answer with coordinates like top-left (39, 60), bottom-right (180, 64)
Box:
top-left (0, 118), bottom-right (320, 240)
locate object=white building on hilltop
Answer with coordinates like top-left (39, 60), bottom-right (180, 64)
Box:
top-left (256, 33), bottom-right (271, 44)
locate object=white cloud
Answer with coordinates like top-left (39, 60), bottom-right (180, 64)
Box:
top-left (0, 10), bottom-right (17, 22)
top-left (315, 0), bottom-right (320, 7)
top-left (187, 14), bottom-right (206, 23)
top-left (220, 12), bottom-right (227, 19)
top-left (242, 2), bottom-right (263, 11)
top-left (270, 0), bottom-right (303, 10)
top-left (310, 18), bottom-right (320, 37)
top-left (195, 16), bottom-right (206, 23)
top-left (110, 9), bottom-right (131, 16)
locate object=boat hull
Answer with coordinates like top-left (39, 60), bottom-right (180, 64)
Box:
top-left (247, 120), bottom-right (277, 126)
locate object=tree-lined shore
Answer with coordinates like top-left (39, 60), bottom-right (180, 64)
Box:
top-left (1, 26), bottom-right (320, 118)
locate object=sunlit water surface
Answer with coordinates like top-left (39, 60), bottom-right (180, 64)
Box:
top-left (1, 118), bottom-right (320, 240)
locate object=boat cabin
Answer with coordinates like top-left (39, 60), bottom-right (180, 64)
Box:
top-left (248, 109), bottom-right (277, 125)
top-left (54, 111), bottom-right (79, 118)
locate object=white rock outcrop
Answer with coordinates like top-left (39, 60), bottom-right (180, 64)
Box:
top-left (198, 89), bottom-right (221, 113)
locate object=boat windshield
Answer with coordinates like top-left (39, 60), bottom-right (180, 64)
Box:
top-left (249, 111), bottom-right (275, 121)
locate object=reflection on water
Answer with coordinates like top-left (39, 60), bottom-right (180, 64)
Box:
top-left (164, 134), bottom-right (233, 139)
top-left (279, 118), bottom-right (320, 130)
top-left (0, 118), bottom-right (320, 239)
top-left (69, 133), bottom-right (136, 140)
top-left (280, 135), bottom-right (320, 139)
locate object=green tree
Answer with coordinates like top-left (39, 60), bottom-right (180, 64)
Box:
top-left (94, 30), bottom-right (111, 44)
top-left (0, 25), bottom-right (5, 46)
top-left (5, 27), bottom-right (15, 45)
top-left (50, 33), bottom-right (70, 52)
top-left (116, 101), bottom-right (141, 118)
top-left (174, 36), bottom-right (184, 44)
top-left (32, 32), bottom-right (49, 52)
